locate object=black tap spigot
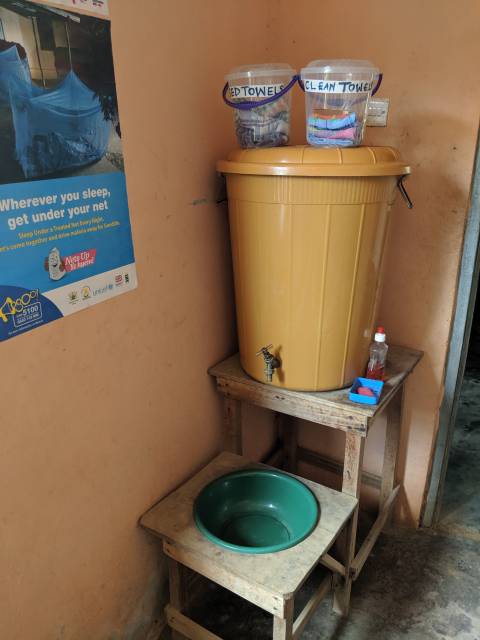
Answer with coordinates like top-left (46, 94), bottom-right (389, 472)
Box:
top-left (256, 344), bottom-right (281, 383)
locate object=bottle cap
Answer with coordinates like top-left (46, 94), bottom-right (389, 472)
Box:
top-left (375, 326), bottom-right (386, 342)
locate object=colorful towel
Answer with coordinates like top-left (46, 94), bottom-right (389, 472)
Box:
top-left (307, 109), bottom-right (358, 147)
top-left (308, 111), bottom-right (356, 131)
top-left (307, 135), bottom-right (355, 147)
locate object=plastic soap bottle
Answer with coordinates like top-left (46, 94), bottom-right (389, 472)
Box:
top-left (366, 327), bottom-right (388, 380)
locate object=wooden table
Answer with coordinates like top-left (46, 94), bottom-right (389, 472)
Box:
top-left (208, 345), bottom-right (423, 615)
top-left (140, 452), bottom-right (357, 640)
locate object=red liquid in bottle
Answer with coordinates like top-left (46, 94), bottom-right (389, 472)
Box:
top-left (366, 363), bottom-right (385, 381)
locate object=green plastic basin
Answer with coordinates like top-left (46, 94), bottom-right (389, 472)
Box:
top-left (193, 469), bottom-right (319, 554)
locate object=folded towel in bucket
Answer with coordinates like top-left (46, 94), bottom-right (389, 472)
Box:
top-left (307, 135), bottom-right (355, 147)
top-left (310, 110), bottom-right (356, 130)
top-left (307, 125), bottom-right (356, 140)
top-left (307, 109), bottom-right (358, 147)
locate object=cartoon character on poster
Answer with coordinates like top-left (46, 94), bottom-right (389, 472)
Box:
top-left (45, 248), bottom-right (66, 281)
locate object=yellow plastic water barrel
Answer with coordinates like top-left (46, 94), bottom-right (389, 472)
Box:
top-left (217, 146), bottom-right (410, 391)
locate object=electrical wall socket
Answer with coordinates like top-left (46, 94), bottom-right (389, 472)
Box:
top-left (366, 98), bottom-right (390, 127)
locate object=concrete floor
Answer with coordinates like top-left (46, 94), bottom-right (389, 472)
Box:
top-left (186, 527), bottom-right (479, 639)
top-left (439, 357), bottom-right (480, 540)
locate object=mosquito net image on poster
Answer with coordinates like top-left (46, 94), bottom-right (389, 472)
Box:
top-left (0, 0), bottom-right (121, 183)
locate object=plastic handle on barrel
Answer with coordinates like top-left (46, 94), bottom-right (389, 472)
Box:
top-left (371, 73), bottom-right (383, 96)
top-left (397, 176), bottom-right (413, 209)
top-left (222, 74), bottom-right (299, 111)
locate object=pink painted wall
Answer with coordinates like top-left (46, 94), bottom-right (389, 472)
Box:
top-left (2, 1), bottom-right (480, 638)
top-left (272, 0), bottom-right (480, 525)
top-left (0, 2), bottom-right (275, 638)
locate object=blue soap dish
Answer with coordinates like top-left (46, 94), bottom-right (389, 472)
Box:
top-left (349, 377), bottom-right (384, 405)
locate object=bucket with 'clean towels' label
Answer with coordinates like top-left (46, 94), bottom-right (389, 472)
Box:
top-left (300, 59), bottom-right (382, 147)
top-left (223, 64), bottom-right (297, 148)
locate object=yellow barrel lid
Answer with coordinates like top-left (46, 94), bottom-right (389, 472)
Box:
top-left (217, 145), bottom-right (410, 177)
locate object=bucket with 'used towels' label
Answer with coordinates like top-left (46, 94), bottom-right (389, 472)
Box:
top-left (300, 59), bottom-right (381, 147)
top-left (223, 64), bottom-right (297, 148)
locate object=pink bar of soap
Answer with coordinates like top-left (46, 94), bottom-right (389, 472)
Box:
top-left (358, 386), bottom-right (375, 397)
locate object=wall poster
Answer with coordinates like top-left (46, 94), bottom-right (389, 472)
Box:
top-left (0, 0), bottom-right (136, 341)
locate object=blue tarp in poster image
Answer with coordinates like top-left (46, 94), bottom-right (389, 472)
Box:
top-left (0, 0), bottom-right (137, 341)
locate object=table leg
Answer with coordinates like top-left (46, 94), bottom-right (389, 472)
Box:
top-left (168, 558), bottom-right (188, 640)
top-left (333, 431), bottom-right (365, 617)
top-left (282, 418), bottom-right (298, 474)
top-left (380, 386), bottom-right (403, 525)
top-left (273, 598), bottom-right (294, 640)
top-left (223, 398), bottom-right (242, 454)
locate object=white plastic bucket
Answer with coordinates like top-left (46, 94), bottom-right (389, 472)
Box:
top-left (224, 63), bottom-right (296, 148)
top-left (300, 59), bottom-right (381, 148)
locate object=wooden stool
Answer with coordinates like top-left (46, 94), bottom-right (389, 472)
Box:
top-left (208, 345), bottom-right (423, 614)
top-left (140, 452), bottom-right (357, 639)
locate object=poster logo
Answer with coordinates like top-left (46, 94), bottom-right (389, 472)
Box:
top-left (0, 288), bottom-right (39, 324)
top-left (63, 249), bottom-right (97, 273)
top-left (81, 286), bottom-right (91, 300)
top-left (44, 248), bottom-right (97, 281)
top-left (93, 283), bottom-right (113, 297)
top-left (0, 285), bottom-right (62, 340)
